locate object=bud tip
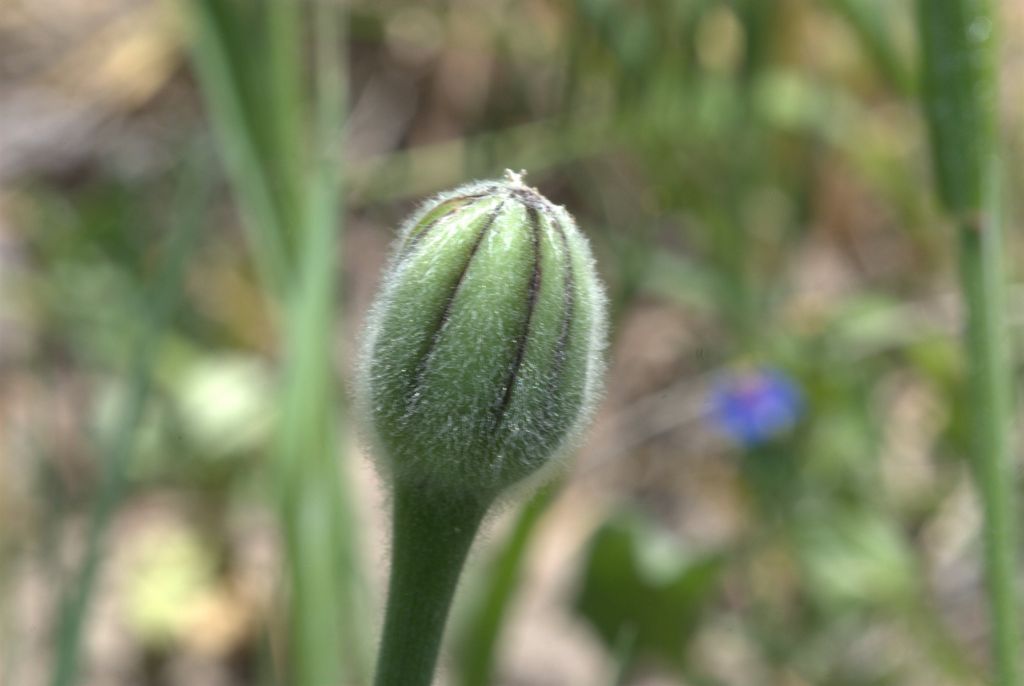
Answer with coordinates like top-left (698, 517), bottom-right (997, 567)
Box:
top-left (504, 168), bottom-right (529, 187)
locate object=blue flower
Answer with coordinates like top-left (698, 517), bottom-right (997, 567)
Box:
top-left (709, 368), bottom-right (803, 448)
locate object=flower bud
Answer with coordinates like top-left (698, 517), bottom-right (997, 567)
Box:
top-left (359, 172), bottom-right (606, 500)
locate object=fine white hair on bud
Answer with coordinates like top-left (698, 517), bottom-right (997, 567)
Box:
top-left (357, 175), bottom-right (607, 501)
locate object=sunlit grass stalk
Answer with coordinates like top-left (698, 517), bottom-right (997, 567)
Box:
top-left (265, 0), bottom-right (305, 240)
top-left (917, 2), bottom-right (1020, 684)
top-left (188, 0), bottom-right (366, 682)
top-left (50, 156), bottom-right (210, 686)
top-left (274, 1), bottom-right (370, 683)
top-left (186, 0), bottom-right (291, 295)
top-left (954, 192), bottom-right (1019, 685)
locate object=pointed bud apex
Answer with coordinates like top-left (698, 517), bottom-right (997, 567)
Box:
top-left (358, 176), bottom-right (607, 500)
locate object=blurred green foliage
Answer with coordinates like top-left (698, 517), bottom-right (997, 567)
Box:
top-left (1, 0), bottom-right (1021, 684)
top-left (574, 510), bottom-right (724, 677)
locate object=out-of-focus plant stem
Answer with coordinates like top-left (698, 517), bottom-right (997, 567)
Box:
top-left (187, 0), bottom-right (291, 295)
top-left (457, 485), bottom-right (557, 686)
top-left (955, 198), bottom-right (1019, 686)
top-left (826, 0), bottom-right (913, 93)
top-left (917, 1), bottom-right (1020, 684)
top-left (50, 154), bottom-right (210, 686)
top-left (188, 0), bottom-right (366, 682)
top-left (265, 0), bottom-right (305, 240)
top-left (275, 1), bottom-right (370, 682)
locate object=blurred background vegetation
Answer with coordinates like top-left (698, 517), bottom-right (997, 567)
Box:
top-left (1, 0), bottom-right (1023, 684)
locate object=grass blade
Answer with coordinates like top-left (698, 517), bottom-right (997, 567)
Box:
top-left (456, 485), bottom-right (557, 686)
top-left (185, 0), bottom-right (292, 295)
top-left (190, 0), bottom-right (367, 680)
top-left (917, 2), bottom-right (1020, 684)
top-left (50, 154), bottom-right (211, 686)
top-left (272, 1), bottom-right (368, 682)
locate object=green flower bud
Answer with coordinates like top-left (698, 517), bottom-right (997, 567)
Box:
top-left (359, 171), bottom-right (606, 500)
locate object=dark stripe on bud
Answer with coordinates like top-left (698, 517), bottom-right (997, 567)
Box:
top-left (409, 202), bottom-right (505, 407)
top-left (494, 205), bottom-right (543, 427)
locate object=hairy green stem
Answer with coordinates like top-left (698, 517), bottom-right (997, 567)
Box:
top-left (375, 485), bottom-right (490, 686)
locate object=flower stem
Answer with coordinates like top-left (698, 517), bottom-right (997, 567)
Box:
top-left (374, 483), bottom-right (490, 686)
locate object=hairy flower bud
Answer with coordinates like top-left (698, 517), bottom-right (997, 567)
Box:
top-left (359, 172), bottom-right (606, 500)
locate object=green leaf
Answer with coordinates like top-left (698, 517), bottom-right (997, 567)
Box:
top-left (574, 510), bottom-right (723, 672)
